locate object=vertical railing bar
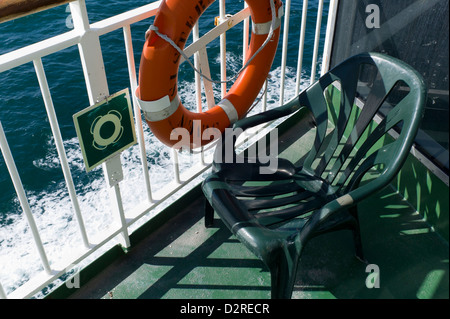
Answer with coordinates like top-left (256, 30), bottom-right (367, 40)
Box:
top-left (321, 0), bottom-right (339, 75)
top-left (70, 0), bottom-right (89, 32)
top-left (295, 0), bottom-right (308, 95)
top-left (219, 0), bottom-right (227, 98)
top-left (123, 25), bottom-right (153, 203)
top-left (0, 121), bottom-right (52, 275)
top-left (192, 25), bottom-right (215, 109)
top-left (172, 148), bottom-right (181, 184)
top-left (192, 22), bottom-right (206, 166)
top-left (200, 146), bottom-right (206, 166)
top-left (242, 1), bottom-right (249, 65)
top-left (33, 58), bottom-right (90, 249)
top-left (310, 0), bottom-right (324, 84)
top-left (279, 0), bottom-right (291, 106)
top-left (193, 22), bottom-right (203, 113)
top-left (73, 0), bottom-right (129, 254)
top-left (197, 48), bottom-right (216, 109)
top-left (0, 281), bottom-right (7, 299)
top-left (112, 182), bottom-right (130, 248)
top-left (262, 78), bottom-right (268, 112)
top-left (70, 0), bottom-right (109, 103)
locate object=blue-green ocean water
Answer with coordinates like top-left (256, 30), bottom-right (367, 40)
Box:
top-left (0, 0), bottom-right (327, 295)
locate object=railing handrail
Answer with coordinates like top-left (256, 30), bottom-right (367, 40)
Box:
top-left (0, 2), bottom-right (161, 73)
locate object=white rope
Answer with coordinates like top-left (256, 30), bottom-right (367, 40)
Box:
top-left (147, 0), bottom-right (278, 84)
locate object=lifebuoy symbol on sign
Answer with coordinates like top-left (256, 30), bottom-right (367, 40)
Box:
top-left (90, 110), bottom-right (124, 150)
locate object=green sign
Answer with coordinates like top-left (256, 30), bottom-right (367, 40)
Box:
top-left (73, 88), bottom-right (137, 172)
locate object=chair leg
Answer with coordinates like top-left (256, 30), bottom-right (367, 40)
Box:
top-left (204, 198), bottom-right (214, 228)
top-left (352, 227), bottom-right (365, 262)
top-left (349, 206), bottom-right (365, 262)
top-left (269, 246), bottom-right (302, 299)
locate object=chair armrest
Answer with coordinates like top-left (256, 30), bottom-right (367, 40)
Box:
top-left (214, 96), bottom-right (302, 165)
top-left (298, 176), bottom-right (390, 243)
top-left (233, 96), bottom-right (301, 132)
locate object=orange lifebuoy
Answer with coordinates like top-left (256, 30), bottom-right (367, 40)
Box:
top-left (137, 0), bottom-right (282, 149)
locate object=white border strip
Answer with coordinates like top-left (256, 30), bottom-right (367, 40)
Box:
top-left (252, 5), bottom-right (284, 35)
top-left (217, 98), bottom-right (239, 123)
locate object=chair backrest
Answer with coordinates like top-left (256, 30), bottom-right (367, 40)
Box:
top-left (298, 52), bottom-right (426, 198)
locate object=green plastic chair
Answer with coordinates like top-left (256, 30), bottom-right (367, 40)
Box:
top-left (202, 52), bottom-right (426, 298)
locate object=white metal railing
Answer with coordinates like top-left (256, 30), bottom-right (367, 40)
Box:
top-left (0, 0), bottom-right (334, 298)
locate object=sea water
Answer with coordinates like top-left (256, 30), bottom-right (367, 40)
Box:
top-left (0, 0), bottom-right (327, 296)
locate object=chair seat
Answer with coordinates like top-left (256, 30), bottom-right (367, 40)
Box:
top-left (219, 170), bottom-right (334, 226)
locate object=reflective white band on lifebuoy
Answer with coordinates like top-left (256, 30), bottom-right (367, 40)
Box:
top-left (136, 93), bottom-right (181, 122)
top-left (217, 99), bottom-right (239, 124)
top-left (252, 5), bottom-right (284, 35)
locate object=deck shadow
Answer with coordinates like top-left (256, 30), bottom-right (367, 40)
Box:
top-left (70, 186), bottom-right (448, 299)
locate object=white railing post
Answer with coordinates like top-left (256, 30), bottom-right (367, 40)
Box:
top-left (279, 0), bottom-right (291, 106)
top-left (295, 0), bottom-right (308, 95)
top-left (242, 1), bottom-right (249, 64)
top-left (70, 0), bottom-right (109, 101)
top-left (192, 23), bottom-right (208, 167)
top-left (219, 0), bottom-right (227, 98)
top-left (123, 25), bottom-right (153, 204)
top-left (103, 154), bottom-right (130, 248)
top-left (321, 0), bottom-right (339, 75)
top-left (262, 79), bottom-right (268, 112)
top-left (70, 0), bottom-right (130, 247)
top-left (310, 0), bottom-right (324, 84)
top-left (193, 23), bottom-right (215, 109)
top-left (193, 22), bottom-right (203, 113)
top-left (0, 282), bottom-right (6, 299)
top-left (172, 148), bottom-right (181, 184)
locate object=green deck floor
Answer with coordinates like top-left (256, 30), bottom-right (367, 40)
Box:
top-left (66, 184), bottom-right (448, 299)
